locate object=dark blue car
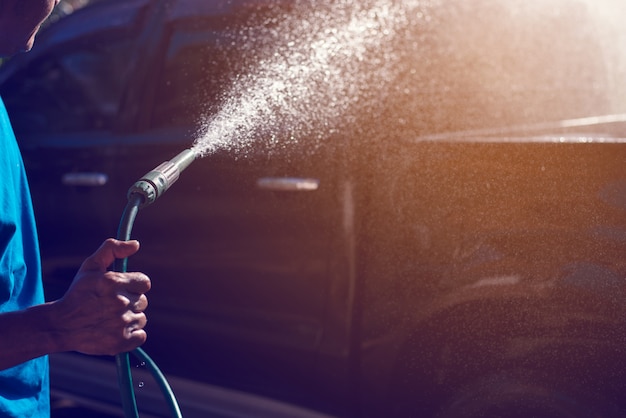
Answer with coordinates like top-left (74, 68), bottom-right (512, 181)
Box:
top-left (1, 0), bottom-right (626, 417)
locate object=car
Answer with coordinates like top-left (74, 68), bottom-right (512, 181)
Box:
top-left (1, 0), bottom-right (626, 417)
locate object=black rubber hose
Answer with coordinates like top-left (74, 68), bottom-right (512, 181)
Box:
top-left (114, 192), bottom-right (183, 418)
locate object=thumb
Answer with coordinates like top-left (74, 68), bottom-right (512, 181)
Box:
top-left (80, 239), bottom-right (140, 272)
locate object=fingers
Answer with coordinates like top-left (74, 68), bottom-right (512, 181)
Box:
top-left (125, 329), bottom-right (148, 350)
top-left (57, 238), bottom-right (151, 355)
top-left (80, 239), bottom-right (141, 272)
top-left (133, 294), bottom-right (149, 313)
top-left (119, 292), bottom-right (149, 313)
top-left (115, 289), bottom-right (149, 353)
top-left (100, 302), bottom-right (148, 354)
top-left (102, 270), bottom-right (150, 294)
top-left (124, 272), bottom-right (152, 294)
top-left (123, 312), bottom-right (148, 348)
top-left (88, 311), bottom-right (148, 355)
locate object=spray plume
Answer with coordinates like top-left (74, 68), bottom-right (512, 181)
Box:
top-left (191, 0), bottom-right (626, 158)
top-left (191, 0), bottom-right (437, 157)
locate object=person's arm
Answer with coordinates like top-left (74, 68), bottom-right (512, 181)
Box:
top-left (0, 239), bottom-right (150, 370)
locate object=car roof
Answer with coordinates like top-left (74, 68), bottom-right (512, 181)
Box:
top-left (42, 0), bottom-right (151, 47)
top-left (165, 0), bottom-right (291, 21)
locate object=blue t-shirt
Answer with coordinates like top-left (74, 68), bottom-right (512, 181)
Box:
top-left (0, 97), bottom-right (50, 417)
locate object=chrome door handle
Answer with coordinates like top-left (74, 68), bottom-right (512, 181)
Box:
top-left (62, 172), bottom-right (109, 187)
top-left (256, 177), bottom-right (319, 191)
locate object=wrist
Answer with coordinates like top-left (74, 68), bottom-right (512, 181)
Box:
top-left (28, 301), bottom-right (70, 354)
top-left (0, 302), bottom-right (65, 370)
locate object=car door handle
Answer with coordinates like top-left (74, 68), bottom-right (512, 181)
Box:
top-left (256, 177), bottom-right (319, 191)
top-left (62, 172), bottom-right (109, 187)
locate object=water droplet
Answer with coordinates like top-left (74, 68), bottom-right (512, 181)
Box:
top-left (136, 361), bottom-right (146, 368)
top-left (138, 381), bottom-right (145, 388)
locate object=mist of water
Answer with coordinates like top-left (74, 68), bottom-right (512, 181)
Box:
top-left (191, 0), bottom-right (436, 157)
top-left (190, 0), bottom-right (626, 158)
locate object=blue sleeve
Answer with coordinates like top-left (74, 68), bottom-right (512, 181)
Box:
top-left (0, 96), bottom-right (50, 417)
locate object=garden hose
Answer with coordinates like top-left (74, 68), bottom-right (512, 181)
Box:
top-left (113, 149), bottom-right (198, 418)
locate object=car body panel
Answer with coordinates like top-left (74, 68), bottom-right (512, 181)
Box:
top-left (354, 139), bottom-right (626, 415)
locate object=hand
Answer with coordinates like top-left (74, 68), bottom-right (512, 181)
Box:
top-left (51, 239), bottom-right (151, 355)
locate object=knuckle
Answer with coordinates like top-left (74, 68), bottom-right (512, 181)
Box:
top-left (121, 311), bottom-right (136, 325)
top-left (104, 238), bottom-right (117, 246)
top-left (134, 272), bottom-right (151, 287)
top-left (116, 293), bottom-right (132, 309)
top-left (102, 270), bottom-right (122, 284)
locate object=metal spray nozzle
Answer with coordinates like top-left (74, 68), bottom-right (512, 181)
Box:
top-left (127, 148), bottom-right (198, 208)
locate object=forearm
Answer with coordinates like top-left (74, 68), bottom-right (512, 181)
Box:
top-left (0, 302), bottom-right (64, 370)
top-left (0, 239), bottom-right (150, 371)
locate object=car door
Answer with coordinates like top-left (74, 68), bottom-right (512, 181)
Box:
top-left (113, 5), bottom-right (344, 410)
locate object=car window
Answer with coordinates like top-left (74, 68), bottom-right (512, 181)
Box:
top-left (1, 37), bottom-right (133, 134)
top-left (150, 26), bottom-right (240, 130)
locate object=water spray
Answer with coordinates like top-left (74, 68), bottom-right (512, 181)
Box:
top-left (114, 148), bottom-right (199, 418)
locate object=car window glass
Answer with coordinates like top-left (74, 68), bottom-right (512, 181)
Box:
top-left (1, 38), bottom-right (133, 134)
top-left (150, 26), bottom-right (239, 130)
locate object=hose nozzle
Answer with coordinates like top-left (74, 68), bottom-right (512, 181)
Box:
top-left (127, 148), bottom-right (198, 208)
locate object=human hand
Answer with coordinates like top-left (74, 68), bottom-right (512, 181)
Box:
top-left (51, 239), bottom-right (151, 355)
